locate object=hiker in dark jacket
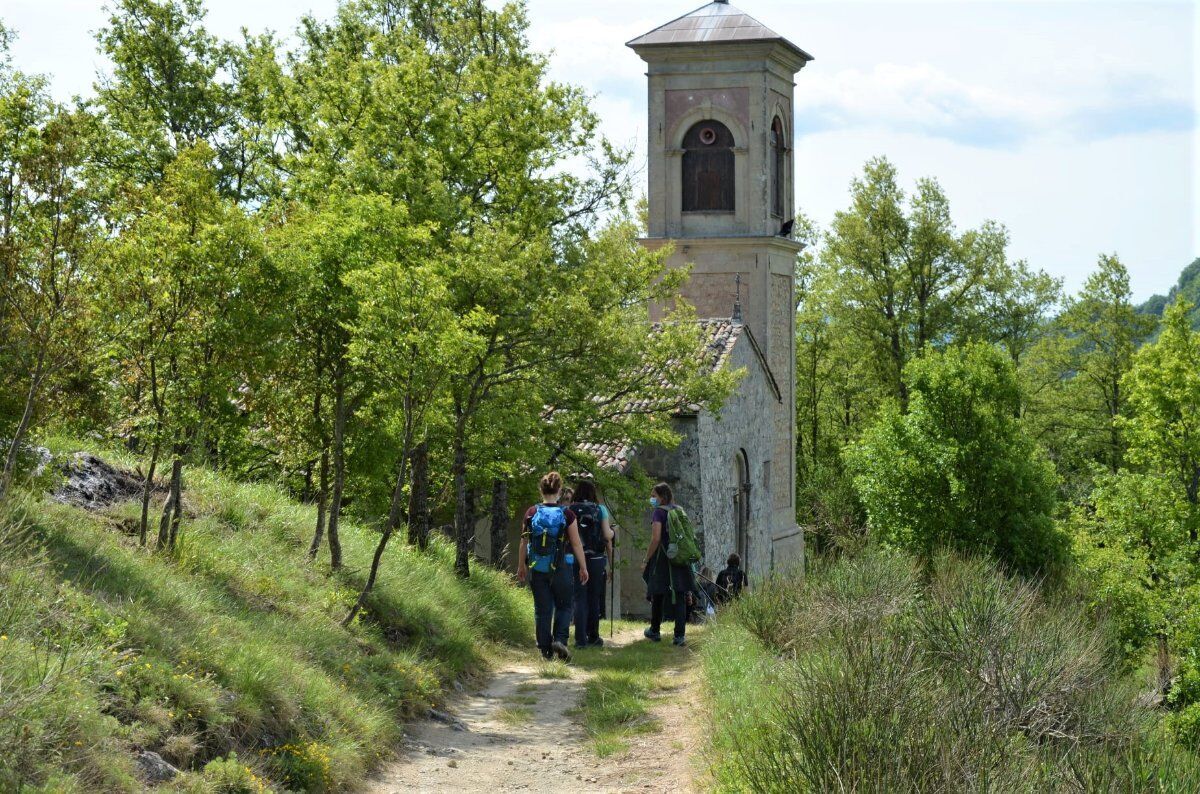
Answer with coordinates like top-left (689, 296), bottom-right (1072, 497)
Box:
top-left (517, 471), bottom-right (589, 662)
top-left (715, 553), bottom-right (749, 604)
top-left (642, 482), bottom-right (694, 646)
top-left (569, 480), bottom-right (613, 648)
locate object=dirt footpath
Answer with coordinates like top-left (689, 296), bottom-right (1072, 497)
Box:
top-left (367, 629), bottom-right (700, 794)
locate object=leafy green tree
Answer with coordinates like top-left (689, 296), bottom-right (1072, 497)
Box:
top-left (847, 343), bottom-right (1064, 574)
top-left (1120, 299), bottom-right (1200, 514)
top-left (341, 248), bottom-right (449, 624)
top-left (96, 144), bottom-right (265, 546)
top-left (0, 55), bottom-right (99, 500)
top-left (1070, 471), bottom-right (1193, 655)
top-left (822, 158), bottom-right (1008, 409)
top-left (1058, 254), bottom-right (1156, 473)
top-left (93, 0), bottom-right (277, 204)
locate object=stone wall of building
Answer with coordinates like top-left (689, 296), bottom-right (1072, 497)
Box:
top-left (695, 330), bottom-right (787, 583)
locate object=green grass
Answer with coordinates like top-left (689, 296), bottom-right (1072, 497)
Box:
top-left (0, 441), bottom-right (532, 792)
top-left (700, 549), bottom-right (1200, 792)
top-left (537, 660), bottom-right (572, 679)
top-left (571, 628), bottom-right (697, 758)
top-left (494, 705), bottom-right (533, 726)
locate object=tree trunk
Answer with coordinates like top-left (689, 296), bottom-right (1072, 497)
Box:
top-left (408, 441), bottom-right (430, 550)
top-left (327, 386), bottom-right (347, 570)
top-left (0, 365), bottom-right (44, 503)
top-left (168, 457), bottom-right (183, 548)
top-left (344, 449), bottom-right (411, 627)
top-left (308, 446), bottom-right (330, 560)
top-left (139, 442), bottom-right (160, 546)
top-left (452, 427), bottom-right (471, 578)
top-left (157, 455), bottom-right (182, 549)
top-left (490, 478), bottom-right (509, 567)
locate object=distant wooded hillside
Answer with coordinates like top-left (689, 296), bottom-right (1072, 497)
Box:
top-left (1139, 257), bottom-right (1200, 328)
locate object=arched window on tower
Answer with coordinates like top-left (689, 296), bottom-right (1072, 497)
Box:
top-left (682, 120), bottom-right (735, 213)
top-left (770, 116), bottom-right (786, 218)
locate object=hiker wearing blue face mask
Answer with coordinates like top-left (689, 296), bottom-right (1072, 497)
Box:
top-left (641, 482), bottom-right (695, 646)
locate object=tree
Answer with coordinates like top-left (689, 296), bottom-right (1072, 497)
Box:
top-left (1058, 254), bottom-right (1156, 472)
top-left (93, 0), bottom-right (275, 203)
top-left (847, 343), bottom-right (1064, 574)
top-left (96, 144), bottom-right (265, 546)
top-left (822, 158), bottom-right (1008, 409)
top-left (0, 62), bottom-right (98, 500)
top-left (341, 248), bottom-right (450, 625)
top-left (1121, 299), bottom-right (1200, 515)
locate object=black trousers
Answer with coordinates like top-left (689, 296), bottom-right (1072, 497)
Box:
top-left (530, 564), bottom-right (574, 655)
top-left (650, 591), bottom-right (687, 640)
top-left (573, 555), bottom-right (607, 645)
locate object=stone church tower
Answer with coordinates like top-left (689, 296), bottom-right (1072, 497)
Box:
top-left (628, 2), bottom-right (812, 565)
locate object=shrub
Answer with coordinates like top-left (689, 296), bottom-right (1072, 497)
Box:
top-left (701, 548), bottom-right (1200, 792)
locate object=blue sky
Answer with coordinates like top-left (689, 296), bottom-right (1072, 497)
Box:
top-left (5, 0), bottom-right (1197, 300)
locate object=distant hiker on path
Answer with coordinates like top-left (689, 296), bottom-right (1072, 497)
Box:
top-left (518, 471), bottom-right (589, 662)
top-left (715, 553), bottom-right (749, 604)
top-left (569, 480), bottom-right (614, 648)
top-left (642, 482), bottom-right (697, 647)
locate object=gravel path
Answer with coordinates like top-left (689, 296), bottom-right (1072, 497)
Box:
top-left (367, 629), bottom-right (700, 794)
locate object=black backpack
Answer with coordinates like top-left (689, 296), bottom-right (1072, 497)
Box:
top-left (571, 501), bottom-right (605, 556)
top-left (717, 567), bottom-right (746, 600)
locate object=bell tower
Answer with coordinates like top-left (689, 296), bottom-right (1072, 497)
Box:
top-left (628, 2), bottom-right (812, 519)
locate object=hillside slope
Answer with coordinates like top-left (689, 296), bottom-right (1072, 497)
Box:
top-left (0, 445), bottom-right (531, 792)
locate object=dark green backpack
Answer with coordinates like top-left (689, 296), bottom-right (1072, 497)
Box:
top-left (664, 506), bottom-right (701, 567)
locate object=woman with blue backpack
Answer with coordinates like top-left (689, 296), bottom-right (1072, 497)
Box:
top-left (517, 471), bottom-right (590, 662)
top-left (642, 482), bottom-right (697, 647)
top-left (569, 480), bottom-right (614, 649)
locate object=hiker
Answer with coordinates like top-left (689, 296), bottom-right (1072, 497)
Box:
top-left (517, 471), bottom-right (589, 662)
top-left (558, 487), bottom-right (574, 507)
top-left (642, 482), bottom-right (696, 647)
top-left (570, 480), bottom-right (614, 648)
top-left (715, 553), bottom-right (749, 604)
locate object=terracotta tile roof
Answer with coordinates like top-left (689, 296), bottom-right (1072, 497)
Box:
top-left (627, 2), bottom-right (813, 61)
top-left (576, 319), bottom-right (743, 472)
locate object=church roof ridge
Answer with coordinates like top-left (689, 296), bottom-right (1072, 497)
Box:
top-left (626, 1), bottom-right (813, 62)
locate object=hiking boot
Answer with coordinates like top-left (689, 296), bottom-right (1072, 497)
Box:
top-left (540, 649), bottom-right (553, 661)
top-left (643, 628), bottom-right (661, 642)
top-left (589, 637), bottom-right (605, 648)
top-left (673, 635), bottom-right (687, 647)
top-left (551, 641), bottom-right (572, 662)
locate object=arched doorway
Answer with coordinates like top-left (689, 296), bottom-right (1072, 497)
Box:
top-left (732, 450), bottom-right (751, 567)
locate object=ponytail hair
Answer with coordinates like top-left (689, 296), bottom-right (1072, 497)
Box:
top-left (539, 471), bottom-right (563, 496)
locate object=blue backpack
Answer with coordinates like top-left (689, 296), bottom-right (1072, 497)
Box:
top-left (527, 504), bottom-right (567, 573)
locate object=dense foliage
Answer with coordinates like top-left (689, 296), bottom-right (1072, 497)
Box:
top-left (848, 343), bottom-right (1063, 574)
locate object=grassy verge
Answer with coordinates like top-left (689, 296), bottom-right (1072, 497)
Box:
top-left (0, 442), bottom-right (531, 792)
top-left (700, 549), bottom-right (1200, 792)
top-left (572, 622), bottom-right (698, 758)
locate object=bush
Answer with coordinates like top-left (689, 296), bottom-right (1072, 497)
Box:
top-left (701, 548), bottom-right (1200, 792)
top-left (847, 343), bottom-right (1065, 575)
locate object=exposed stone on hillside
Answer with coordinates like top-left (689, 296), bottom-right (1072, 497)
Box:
top-left (134, 750), bottom-right (179, 784)
top-left (53, 453), bottom-right (154, 509)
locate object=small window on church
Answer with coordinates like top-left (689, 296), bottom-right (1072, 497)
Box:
top-left (770, 116), bottom-right (786, 218)
top-left (682, 120), bottom-right (735, 213)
